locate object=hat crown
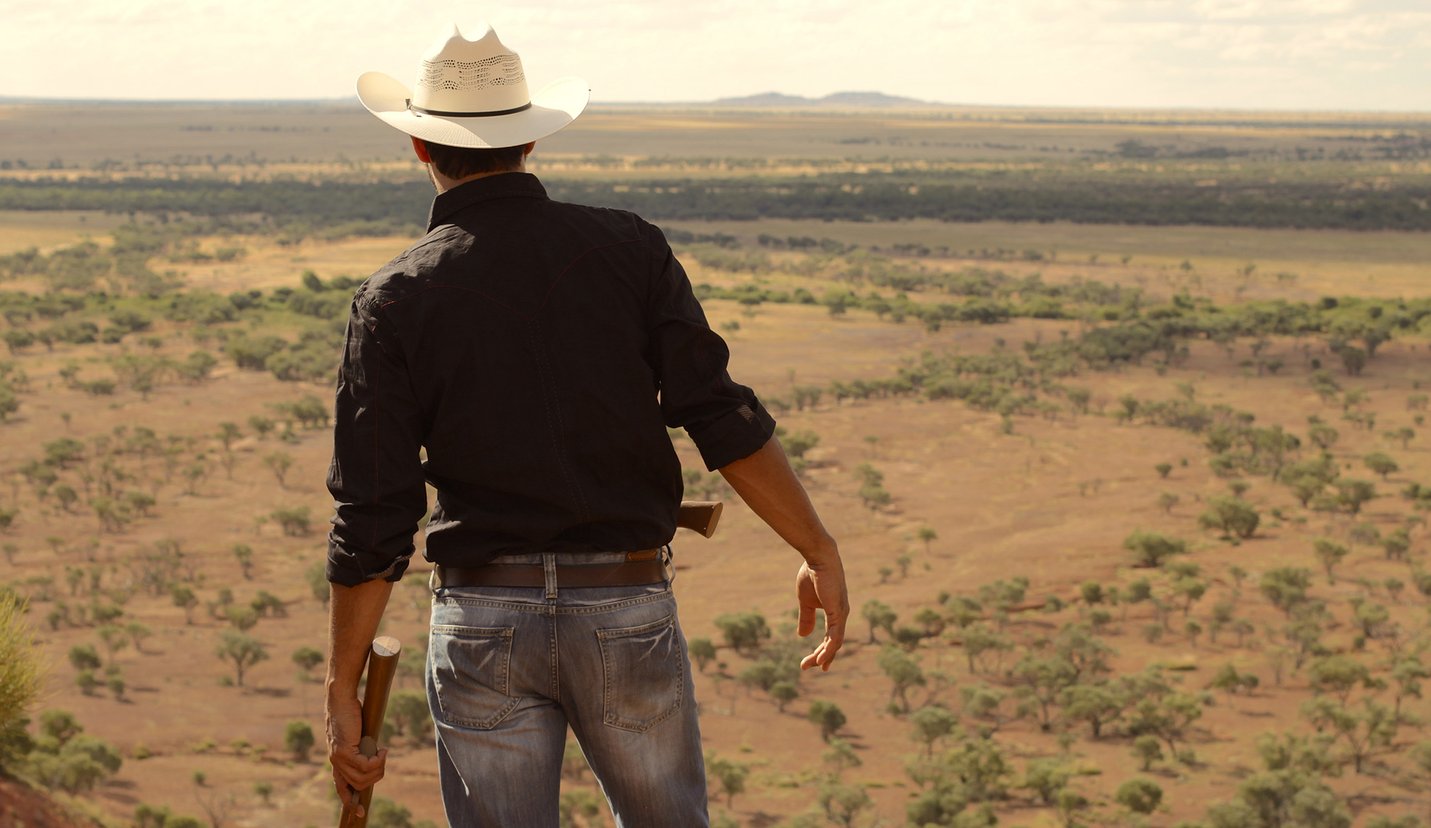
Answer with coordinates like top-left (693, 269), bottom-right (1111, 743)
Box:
top-left (411, 24), bottom-right (530, 114)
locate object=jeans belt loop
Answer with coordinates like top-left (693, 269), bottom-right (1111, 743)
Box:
top-left (542, 553), bottom-right (558, 599)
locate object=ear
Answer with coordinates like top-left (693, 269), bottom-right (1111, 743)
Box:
top-left (521, 142), bottom-right (536, 158)
top-left (410, 136), bottom-right (432, 163)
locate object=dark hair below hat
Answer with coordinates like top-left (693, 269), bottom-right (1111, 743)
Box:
top-left (424, 142), bottom-right (528, 178)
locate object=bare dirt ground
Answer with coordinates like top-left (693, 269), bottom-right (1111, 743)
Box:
top-left (4, 248), bottom-right (1430, 828)
top-left (4, 182), bottom-right (1431, 826)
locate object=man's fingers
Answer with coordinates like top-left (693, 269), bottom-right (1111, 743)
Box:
top-left (797, 603), bottom-right (816, 637)
top-left (800, 631), bottom-right (844, 672)
top-left (800, 613), bottom-right (844, 667)
top-left (795, 559), bottom-right (849, 670)
top-left (332, 749), bottom-right (387, 791)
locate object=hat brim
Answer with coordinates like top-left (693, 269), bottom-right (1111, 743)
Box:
top-left (356, 71), bottom-right (589, 149)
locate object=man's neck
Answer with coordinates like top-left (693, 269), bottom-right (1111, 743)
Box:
top-left (429, 165), bottom-right (526, 195)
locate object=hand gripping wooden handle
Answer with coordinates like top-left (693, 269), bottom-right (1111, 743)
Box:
top-left (339, 636), bottom-right (402, 828)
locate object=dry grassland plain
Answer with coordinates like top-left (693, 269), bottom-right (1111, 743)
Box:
top-left (1, 103), bottom-right (1430, 828)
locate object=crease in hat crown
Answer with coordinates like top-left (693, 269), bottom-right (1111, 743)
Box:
top-left (356, 21), bottom-right (589, 149)
top-left (412, 24), bottom-right (531, 116)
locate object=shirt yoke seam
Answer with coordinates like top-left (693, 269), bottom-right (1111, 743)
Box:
top-left (371, 237), bottom-right (645, 321)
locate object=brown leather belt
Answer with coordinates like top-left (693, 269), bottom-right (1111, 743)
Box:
top-left (433, 550), bottom-right (666, 589)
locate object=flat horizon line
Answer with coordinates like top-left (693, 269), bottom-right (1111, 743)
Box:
top-left (1, 94), bottom-right (1429, 117)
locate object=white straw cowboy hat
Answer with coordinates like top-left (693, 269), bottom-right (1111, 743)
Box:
top-left (357, 23), bottom-right (589, 149)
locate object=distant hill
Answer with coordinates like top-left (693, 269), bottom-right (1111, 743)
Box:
top-left (711, 90), bottom-right (938, 108)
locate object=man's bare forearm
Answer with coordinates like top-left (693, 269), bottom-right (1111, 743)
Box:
top-left (326, 578), bottom-right (395, 695)
top-left (325, 576), bottom-right (394, 809)
top-left (719, 434), bottom-right (848, 670)
top-left (717, 436), bottom-right (837, 564)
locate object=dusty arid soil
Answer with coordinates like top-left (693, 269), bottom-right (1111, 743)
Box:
top-left (3, 217), bottom-right (1430, 828)
top-left (0, 776), bottom-right (104, 828)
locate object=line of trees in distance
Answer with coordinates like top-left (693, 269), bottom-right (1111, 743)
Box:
top-left (2, 170), bottom-right (1430, 231)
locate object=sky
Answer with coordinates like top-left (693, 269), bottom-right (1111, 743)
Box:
top-left (1, 0), bottom-right (1428, 111)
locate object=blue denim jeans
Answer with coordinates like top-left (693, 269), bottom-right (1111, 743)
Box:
top-left (426, 552), bottom-right (709, 827)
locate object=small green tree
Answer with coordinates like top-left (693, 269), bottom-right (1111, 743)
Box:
top-left (878, 645), bottom-right (926, 714)
top-left (1116, 778), bottom-right (1163, 814)
top-left (216, 631), bottom-right (267, 687)
top-left (97, 624), bottom-right (129, 662)
top-left (1061, 683), bottom-right (1126, 740)
top-left (1199, 496), bottom-right (1260, 539)
top-left (808, 700), bottom-right (847, 742)
top-left (1313, 538), bottom-right (1349, 584)
top-left (68, 643), bottom-right (102, 672)
top-left (712, 611), bottom-right (770, 655)
top-left (1259, 568), bottom-right (1313, 615)
top-left (909, 706), bottom-right (958, 757)
top-left (306, 562), bottom-right (330, 607)
top-left (687, 637), bottom-right (717, 672)
top-left (225, 605), bottom-right (260, 632)
top-left (1301, 696), bottom-right (1395, 774)
top-left (263, 451), bottom-right (294, 487)
top-left (961, 623), bottom-right (1012, 675)
top-left (1381, 528), bottom-right (1411, 561)
top-left (706, 753), bottom-right (749, 808)
top-left (1132, 734), bottom-right (1164, 771)
top-left (819, 782), bottom-right (873, 828)
top-left (291, 645), bottom-right (324, 682)
top-left (171, 585), bottom-right (199, 624)
top-left (270, 506), bottom-right (311, 536)
top-left (769, 681), bottom-right (799, 713)
top-left (388, 690), bottom-right (433, 746)
top-left (233, 544), bottom-right (254, 579)
top-left (1363, 452), bottom-right (1399, 480)
top-left (1124, 531), bottom-right (1187, 567)
top-left (1307, 655), bottom-right (1375, 705)
top-left (822, 738), bottom-right (862, 779)
top-left (1023, 757), bottom-right (1074, 805)
top-left (284, 720), bottom-right (315, 762)
top-left (1335, 479), bottom-right (1376, 515)
top-left (860, 599), bottom-right (898, 643)
top-left (366, 797), bottom-right (415, 828)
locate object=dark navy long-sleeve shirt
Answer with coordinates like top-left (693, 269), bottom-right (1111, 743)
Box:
top-left (325, 173), bottom-right (775, 586)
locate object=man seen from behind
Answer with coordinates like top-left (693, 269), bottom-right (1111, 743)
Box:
top-left (324, 23), bottom-right (850, 827)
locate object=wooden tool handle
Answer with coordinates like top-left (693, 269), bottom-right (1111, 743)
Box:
top-left (676, 500), bottom-right (723, 538)
top-left (339, 636), bottom-right (402, 828)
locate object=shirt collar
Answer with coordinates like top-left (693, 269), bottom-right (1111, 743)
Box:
top-left (427, 172), bottom-right (549, 231)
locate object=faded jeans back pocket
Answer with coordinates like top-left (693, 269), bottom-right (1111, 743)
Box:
top-left (596, 614), bottom-right (683, 732)
top-left (430, 624), bottom-right (519, 730)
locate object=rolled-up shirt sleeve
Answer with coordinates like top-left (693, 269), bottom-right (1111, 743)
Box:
top-left (644, 225), bottom-right (776, 471)
top-left (326, 294), bottom-right (428, 586)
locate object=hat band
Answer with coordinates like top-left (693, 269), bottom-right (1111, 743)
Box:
top-left (407, 101), bottom-right (533, 118)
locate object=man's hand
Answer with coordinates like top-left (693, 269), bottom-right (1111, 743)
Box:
top-left (325, 578), bottom-right (395, 817)
top-left (796, 557), bottom-right (848, 671)
top-left (326, 689), bottom-right (387, 817)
